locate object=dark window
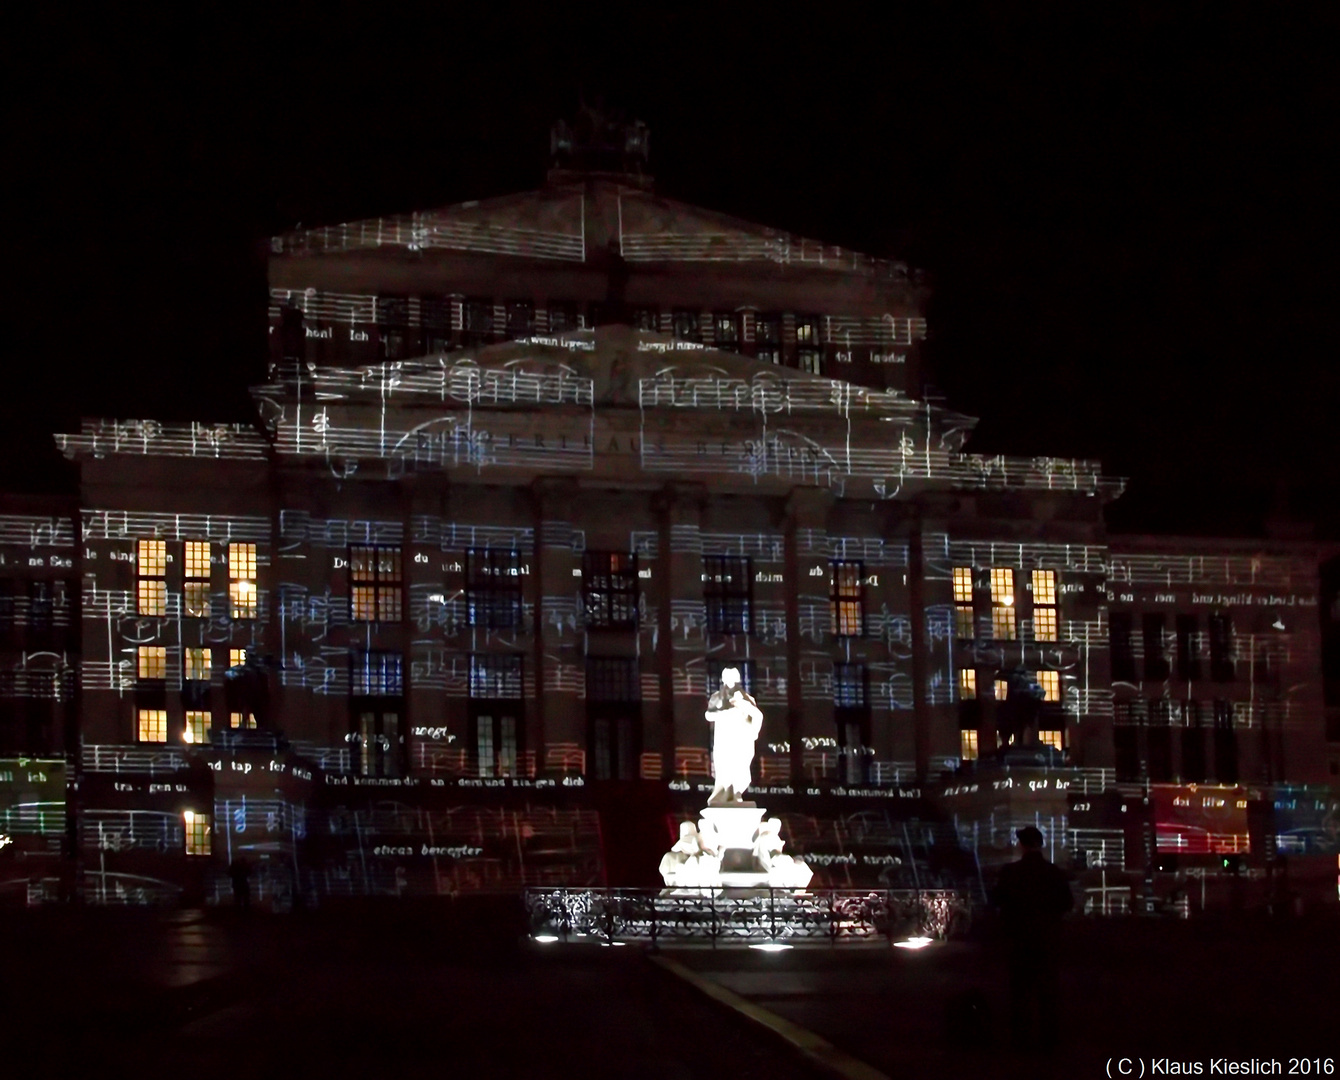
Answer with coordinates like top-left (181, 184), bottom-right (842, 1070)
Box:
top-left (754, 312), bottom-right (782, 364)
top-left (1209, 614), bottom-right (1235, 682)
top-left (583, 551), bottom-right (638, 629)
top-left (1180, 701), bottom-right (1206, 783)
top-left (833, 662), bottom-right (868, 709)
top-left (586, 656), bottom-right (640, 703)
top-left (633, 307), bottom-right (659, 332)
top-left (27, 581), bottom-right (53, 632)
top-left (671, 308), bottom-right (701, 341)
top-left (469, 654), bottom-right (523, 778)
top-left (350, 546), bottom-right (402, 623)
top-left (505, 300), bottom-right (535, 339)
top-left (713, 312), bottom-right (740, 350)
top-left (1175, 615), bottom-right (1201, 681)
top-left (706, 658), bottom-right (756, 698)
top-left (463, 297), bottom-right (494, 343)
top-left (421, 294), bottom-right (454, 354)
top-left (1147, 725), bottom-right (1173, 782)
top-left (352, 651), bottom-right (403, 696)
top-left (1212, 699), bottom-right (1237, 783)
top-left (1114, 727), bottom-right (1140, 782)
top-left (465, 549), bottom-right (523, 630)
top-left (547, 301), bottom-right (578, 334)
top-left (830, 560), bottom-right (864, 637)
top-left (702, 556), bottom-right (752, 635)
top-left (351, 650), bottom-right (404, 779)
top-left (1142, 613), bottom-right (1170, 681)
top-left (1109, 612), bottom-right (1136, 682)
top-left (834, 662), bottom-right (870, 784)
top-left (376, 294), bottom-right (412, 360)
top-left (586, 657), bottom-right (641, 781)
top-left (280, 303), bottom-right (304, 362)
top-left (469, 653), bottom-right (523, 700)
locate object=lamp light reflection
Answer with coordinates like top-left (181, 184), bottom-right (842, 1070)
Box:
top-left (893, 936), bottom-right (934, 950)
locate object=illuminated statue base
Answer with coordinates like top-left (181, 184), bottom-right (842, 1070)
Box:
top-left (658, 805), bottom-right (812, 891)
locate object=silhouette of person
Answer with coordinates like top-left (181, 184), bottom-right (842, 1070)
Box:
top-left (989, 826), bottom-right (1072, 1052)
top-left (228, 856), bottom-right (252, 913)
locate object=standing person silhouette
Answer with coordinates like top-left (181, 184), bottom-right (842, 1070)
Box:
top-left (989, 826), bottom-right (1073, 1052)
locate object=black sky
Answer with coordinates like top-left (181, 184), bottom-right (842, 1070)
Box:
top-left (6, 5), bottom-right (1338, 537)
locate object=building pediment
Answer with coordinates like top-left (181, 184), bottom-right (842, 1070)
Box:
top-left (269, 183), bottom-right (917, 281)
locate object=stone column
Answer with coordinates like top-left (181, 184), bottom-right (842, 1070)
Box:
top-left (653, 483), bottom-right (707, 782)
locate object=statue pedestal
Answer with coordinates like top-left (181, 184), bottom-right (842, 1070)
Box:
top-left (699, 805), bottom-right (770, 887)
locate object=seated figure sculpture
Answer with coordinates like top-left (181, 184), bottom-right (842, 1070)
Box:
top-left (753, 818), bottom-right (813, 889)
top-left (658, 820), bottom-right (724, 888)
top-left (706, 667), bottom-right (763, 806)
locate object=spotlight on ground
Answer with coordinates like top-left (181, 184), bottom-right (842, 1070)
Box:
top-left (749, 942), bottom-right (793, 952)
top-left (533, 933), bottom-right (560, 944)
top-left (893, 936), bottom-right (934, 950)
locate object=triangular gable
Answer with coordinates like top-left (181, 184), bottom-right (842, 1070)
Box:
top-left (270, 187), bottom-right (588, 262)
top-left (614, 188), bottom-right (911, 277)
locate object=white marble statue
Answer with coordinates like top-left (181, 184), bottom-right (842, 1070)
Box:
top-left (752, 818), bottom-right (813, 889)
top-left (658, 820), bottom-right (723, 887)
top-left (706, 667), bottom-right (763, 806)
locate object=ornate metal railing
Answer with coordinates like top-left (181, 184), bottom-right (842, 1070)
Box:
top-left (523, 887), bottom-right (974, 947)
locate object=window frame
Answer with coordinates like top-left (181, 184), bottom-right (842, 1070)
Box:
top-left (582, 551), bottom-right (639, 630)
top-left (702, 555), bottom-right (753, 636)
top-left (137, 539), bottom-right (167, 617)
top-left (350, 545), bottom-right (403, 624)
top-left (465, 548), bottom-right (523, 630)
top-left (228, 543), bottom-right (257, 620)
top-left (830, 559), bottom-right (865, 638)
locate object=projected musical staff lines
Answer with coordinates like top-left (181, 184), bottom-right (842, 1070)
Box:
top-left (81, 510), bottom-right (270, 543)
top-left (0, 515), bottom-right (76, 549)
top-left (925, 536), bottom-right (1110, 575)
top-left (272, 207), bottom-right (588, 262)
top-left (1107, 553), bottom-right (1308, 588)
top-left (263, 357), bottom-right (595, 406)
top-left (57, 420), bottom-right (267, 461)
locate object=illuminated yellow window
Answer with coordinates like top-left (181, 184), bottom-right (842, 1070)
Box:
top-left (1032, 569), bottom-right (1059, 642)
top-left (1037, 670), bottom-right (1061, 702)
top-left (184, 710), bottom-right (211, 745)
top-left (137, 539), bottom-right (167, 615)
top-left (960, 729), bottom-right (979, 761)
top-left (990, 567), bottom-right (1016, 640)
top-left (229, 648), bottom-right (247, 669)
top-left (1033, 606), bottom-right (1058, 642)
top-left (184, 540), bottom-right (211, 617)
top-left (184, 647), bottom-right (211, 682)
top-left (1032, 569), bottom-right (1057, 606)
top-left (952, 567), bottom-right (973, 603)
top-left (994, 678), bottom-right (1009, 700)
top-left (1039, 729), bottom-right (1064, 752)
top-left (230, 711), bottom-right (257, 730)
top-left (956, 605), bottom-right (976, 639)
top-left (958, 668), bottom-right (977, 700)
top-left (183, 810), bottom-right (212, 856)
top-left (229, 543), bottom-right (257, 619)
top-left (350, 546), bottom-right (403, 622)
top-left (137, 708), bottom-right (167, 743)
top-left (138, 646), bottom-right (167, 681)
top-left (830, 560), bottom-right (864, 637)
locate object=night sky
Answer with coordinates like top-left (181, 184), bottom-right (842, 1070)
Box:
top-left (7, 6), bottom-right (1338, 537)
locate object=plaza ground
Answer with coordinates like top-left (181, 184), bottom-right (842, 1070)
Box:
top-left (1, 901), bottom-right (1336, 1079)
